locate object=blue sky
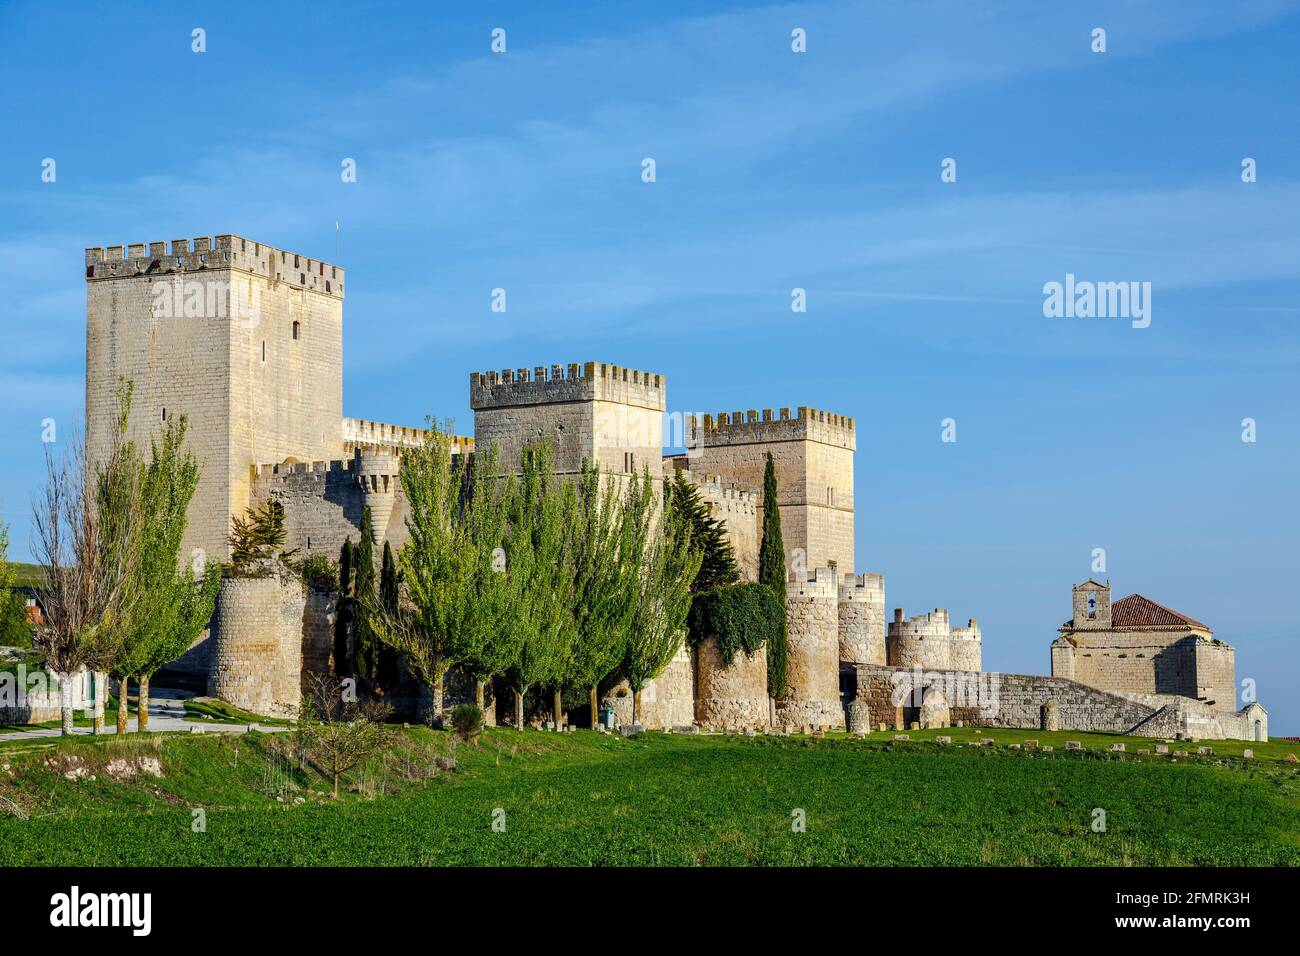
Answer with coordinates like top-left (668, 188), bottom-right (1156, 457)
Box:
top-left (1, 1), bottom-right (1297, 729)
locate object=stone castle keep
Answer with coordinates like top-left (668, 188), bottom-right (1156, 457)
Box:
top-left (83, 235), bottom-right (1267, 740)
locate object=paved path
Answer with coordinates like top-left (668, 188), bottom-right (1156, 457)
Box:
top-left (0, 686), bottom-right (288, 741)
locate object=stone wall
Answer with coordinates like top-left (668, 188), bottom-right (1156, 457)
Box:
top-left (1052, 631), bottom-right (1235, 708)
top-left (608, 644), bottom-right (696, 729)
top-left (850, 664), bottom-right (1261, 740)
top-left (695, 637), bottom-right (769, 731)
top-left (208, 575), bottom-right (306, 718)
top-left (838, 572), bottom-right (885, 664)
top-left (852, 664), bottom-right (1155, 734)
top-left (776, 568), bottom-right (844, 730)
top-left (301, 590), bottom-right (337, 694)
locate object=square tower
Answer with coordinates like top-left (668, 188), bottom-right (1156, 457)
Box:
top-left (469, 362), bottom-right (665, 477)
top-left (85, 235), bottom-right (345, 563)
top-left (688, 407), bottom-right (855, 576)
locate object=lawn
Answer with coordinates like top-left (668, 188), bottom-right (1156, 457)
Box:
top-left (1, 727), bottom-right (1297, 866)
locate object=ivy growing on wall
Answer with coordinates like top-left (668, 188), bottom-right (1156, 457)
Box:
top-left (687, 582), bottom-right (784, 667)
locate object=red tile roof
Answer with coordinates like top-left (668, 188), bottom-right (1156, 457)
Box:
top-left (1110, 594), bottom-right (1208, 630)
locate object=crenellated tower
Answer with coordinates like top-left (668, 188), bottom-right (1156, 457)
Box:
top-left (688, 407), bottom-right (855, 576)
top-left (85, 235), bottom-right (346, 562)
top-left (470, 361), bottom-right (665, 477)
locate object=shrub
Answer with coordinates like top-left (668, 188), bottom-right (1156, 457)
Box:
top-left (451, 704), bottom-right (484, 740)
top-left (299, 553), bottom-right (339, 593)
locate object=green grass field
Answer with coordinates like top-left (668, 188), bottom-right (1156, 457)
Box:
top-left (1, 727), bottom-right (1297, 866)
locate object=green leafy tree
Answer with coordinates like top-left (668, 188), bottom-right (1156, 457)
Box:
top-left (119, 412), bottom-right (220, 731)
top-left (501, 442), bottom-right (575, 730)
top-left (0, 523), bottom-right (32, 647)
top-left (758, 452), bottom-right (788, 700)
top-left (33, 380), bottom-right (142, 734)
top-left (369, 424), bottom-right (507, 722)
top-left (561, 462), bottom-right (637, 727)
top-left (227, 500), bottom-right (297, 578)
top-left (667, 470), bottom-right (738, 593)
top-left (457, 444), bottom-right (519, 721)
top-left (621, 470), bottom-right (702, 724)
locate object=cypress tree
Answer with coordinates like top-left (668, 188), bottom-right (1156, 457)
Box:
top-left (333, 538), bottom-right (354, 678)
top-left (339, 538), bottom-right (353, 597)
top-left (380, 540), bottom-right (398, 612)
top-left (376, 540), bottom-right (401, 691)
top-left (353, 509), bottom-right (377, 681)
top-left (757, 452), bottom-right (788, 699)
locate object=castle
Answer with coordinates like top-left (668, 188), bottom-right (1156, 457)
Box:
top-left (82, 235), bottom-right (1267, 741)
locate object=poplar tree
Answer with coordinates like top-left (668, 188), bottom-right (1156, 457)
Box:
top-left (621, 471), bottom-right (702, 724)
top-left (501, 442), bottom-right (575, 730)
top-left (561, 462), bottom-right (635, 727)
top-left (459, 445), bottom-right (520, 721)
top-left (758, 452), bottom-right (788, 700)
top-left (370, 425), bottom-right (509, 722)
top-left (121, 411), bottom-right (219, 731)
top-left (33, 379), bottom-right (140, 734)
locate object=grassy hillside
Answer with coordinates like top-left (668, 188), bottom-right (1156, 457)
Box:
top-left (1, 727), bottom-right (1297, 866)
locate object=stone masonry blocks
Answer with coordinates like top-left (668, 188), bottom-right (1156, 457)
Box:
top-left (777, 567), bottom-right (845, 730)
top-left (209, 576), bottom-right (306, 718)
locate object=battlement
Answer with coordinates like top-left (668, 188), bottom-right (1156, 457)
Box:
top-left (688, 406), bottom-right (855, 450)
top-left (673, 469), bottom-right (758, 508)
top-left (840, 572), bottom-right (884, 600)
top-left (470, 361), bottom-right (665, 412)
top-left (892, 608), bottom-right (951, 630)
top-left (342, 417), bottom-right (427, 450)
top-left (252, 447), bottom-right (404, 482)
top-left (787, 566), bottom-right (840, 600)
top-left (85, 235), bottom-right (345, 299)
top-left (341, 417), bottom-right (473, 456)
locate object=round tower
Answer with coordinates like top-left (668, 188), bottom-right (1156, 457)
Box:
top-left (887, 608), bottom-right (952, 670)
top-left (838, 572), bottom-right (885, 664)
top-left (208, 575), bottom-right (306, 718)
top-left (355, 449), bottom-right (399, 545)
top-left (694, 638), bottom-right (769, 732)
top-left (776, 567), bottom-right (846, 731)
top-left (949, 618), bottom-right (982, 672)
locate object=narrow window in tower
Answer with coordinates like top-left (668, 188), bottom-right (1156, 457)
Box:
top-left (292, 320), bottom-right (300, 340)
top-left (262, 340), bottom-right (266, 362)
top-left (162, 407), bottom-right (166, 421)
